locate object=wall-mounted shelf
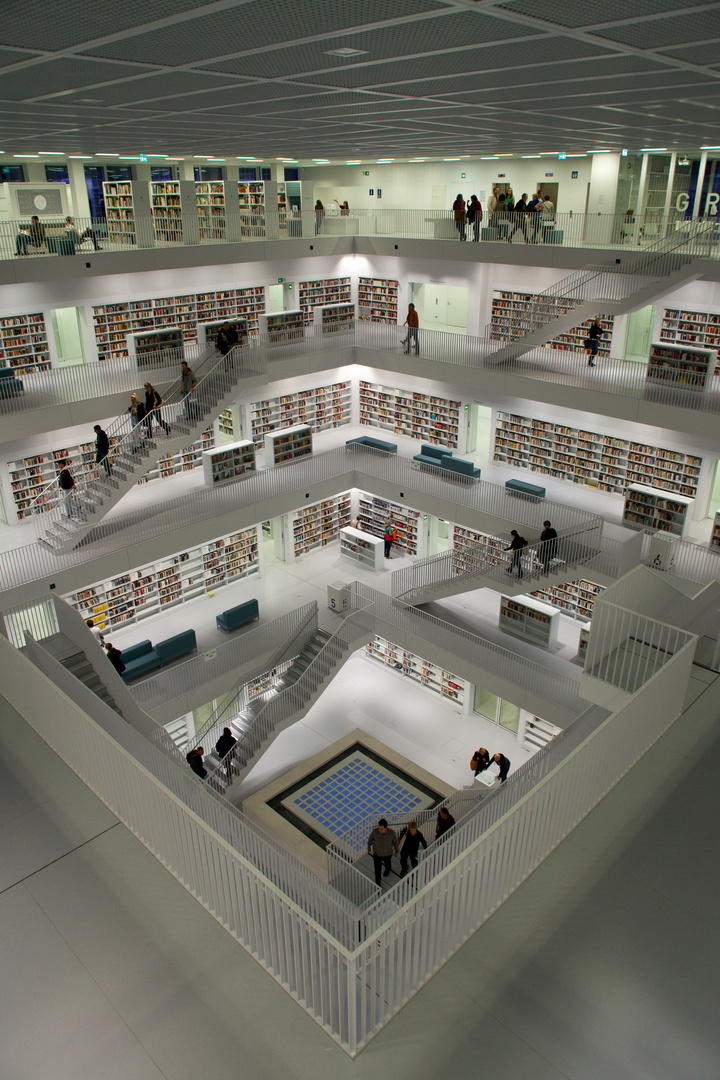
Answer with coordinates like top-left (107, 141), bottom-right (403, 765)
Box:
top-left (357, 491), bottom-right (425, 557)
top-left (150, 180), bottom-right (198, 244)
top-left (299, 278), bottom-right (352, 324)
top-left (522, 715), bottom-right (563, 751)
top-left (289, 493), bottom-right (351, 559)
top-left (0, 312), bottom-right (50, 374)
top-left (339, 526), bottom-right (384, 571)
top-left (249, 381), bottom-right (351, 447)
top-left (491, 290), bottom-right (614, 357)
top-left (358, 277), bottom-right (399, 323)
top-left (266, 424), bottom-right (312, 465)
top-left (660, 305), bottom-right (720, 375)
top-left (365, 634), bottom-right (467, 708)
top-left (316, 302), bottom-right (355, 333)
top-left (202, 440), bottom-right (256, 486)
top-left (712, 510), bottom-right (720, 550)
top-left (102, 181), bottom-right (151, 245)
top-left (622, 483), bottom-right (694, 537)
top-left (499, 594), bottom-right (560, 649)
top-left (577, 624), bottom-right (591, 665)
top-left (195, 180), bottom-right (225, 240)
top-left (360, 380), bottom-right (460, 448)
top-left (530, 578), bottom-right (606, 620)
top-left (452, 525), bottom-right (505, 570)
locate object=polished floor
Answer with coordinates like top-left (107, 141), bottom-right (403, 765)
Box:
top-left (1, 660), bottom-right (718, 1079)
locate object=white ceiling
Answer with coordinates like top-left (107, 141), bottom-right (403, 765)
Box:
top-left (1, 0), bottom-right (719, 158)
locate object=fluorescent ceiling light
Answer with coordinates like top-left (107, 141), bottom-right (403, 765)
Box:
top-left (38, 152), bottom-right (65, 156)
top-left (409, 158), bottom-right (425, 162)
top-left (495, 154), bottom-right (513, 157)
top-left (312, 159), bottom-right (330, 163)
top-left (641, 147), bottom-right (667, 152)
top-left (164, 158), bottom-right (183, 161)
top-left (96, 153), bottom-right (119, 157)
top-left (325, 47), bottom-right (367, 57)
top-left (377, 158), bottom-right (394, 162)
top-left (443, 157), bottom-right (461, 161)
top-left (481, 156), bottom-right (499, 160)
top-left (589, 149), bottom-right (611, 153)
top-left (566, 154), bottom-right (587, 157)
top-left (346, 160), bottom-right (362, 164)
top-left (700, 145), bottom-right (720, 150)
top-left (15, 154), bottom-right (38, 158)
top-left (521, 155), bottom-right (541, 158)
top-left (69, 155), bottom-right (92, 159)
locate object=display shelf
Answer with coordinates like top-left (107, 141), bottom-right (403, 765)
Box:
top-left (298, 278), bottom-right (352, 324)
top-left (126, 326), bottom-right (184, 367)
top-left (262, 309), bottom-right (304, 343)
top-left (360, 380), bottom-right (460, 448)
top-left (490, 290), bottom-right (614, 357)
top-left (92, 286), bottom-right (265, 359)
top-left (316, 302), bottom-right (355, 333)
top-left (522, 715), bottom-right (562, 751)
top-left (64, 525), bottom-right (260, 629)
top-left (646, 341), bottom-right (714, 391)
top-left (290, 493), bottom-right (351, 558)
top-left (0, 312), bottom-right (50, 373)
top-left (357, 491), bottom-right (425, 557)
top-left (660, 306), bottom-right (720, 375)
top-left (530, 578), bottom-right (606, 620)
top-left (622, 483), bottom-right (694, 537)
top-left (494, 410), bottom-right (702, 498)
top-left (712, 511), bottom-right (720, 550)
top-left (358, 277), bottom-right (399, 323)
top-left (195, 180), bottom-right (225, 240)
top-left (150, 180), bottom-right (197, 243)
top-left (238, 180), bottom-right (266, 235)
top-left (202, 440), bottom-right (256, 486)
top-left (577, 624), bottom-right (591, 664)
top-left (249, 381), bottom-right (351, 447)
top-left (340, 527), bottom-right (384, 571)
top-left (266, 424), bottom-right (312, 465)
top-left (102, 181), bottom-right (151, 245)
top-left (499, 594), bottom-right (560, 649)
top-left (452, 525), bottom-right (506, 570)
top-left (198, 318), bottom-right (247, 348)
top-left (365, 635), bottom-right (467, 708)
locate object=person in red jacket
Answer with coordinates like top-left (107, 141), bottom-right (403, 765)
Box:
top-left (384, 519), bottom-right (397, 558)
top-left (403, 303), bottom-right (419, 355)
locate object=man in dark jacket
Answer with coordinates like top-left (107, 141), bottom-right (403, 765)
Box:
top-left (435, 807), bottom-right (455, 839)
top-left (539, 520), bottom-right (559, 573)
top-left (398, 821), bottom-right (428, 876)
top-left (94, 424), bottom-right (111, 476)
top-left (367, 818), bottom-right (399, 885)
top-left (505, 529), bottom-right (527, 580)
top-left (16, 215), bottom-right (46, 256)
top-left (216, 322), bottom-right (239, 356)
top-left (490, 752), bottom-right (511, 783)
top-left (215, 727), bottom-right (237, 780)
top-left (58, 458), bottom-right (83, 519)
top-left (508, 194), bottom-right (528, 242)
top-left (104, 641), bottom-right (125, 675)
top-left (186, 747), bottom-right (207, 780)
top-left (585, 319), bottom-right (603, 367)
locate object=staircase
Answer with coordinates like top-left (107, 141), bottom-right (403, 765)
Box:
top-left (36, 343), bottom-right (258, 555)
top-left (206, 621), bottom-right (374, 794)
top-left (37, 633), bottom-right (124, 714)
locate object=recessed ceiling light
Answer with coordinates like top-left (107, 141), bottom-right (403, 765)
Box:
top-left (312, 159), bottom-right (330, 163)
top-left (377, 159), bottom-right (394, 163)
top-left (443, 158), bottom-right (461, 161)
top-left (589, 149), bottom-right (611, 153)
top-left (641, 147), bottom-right (667, 152)
top-left (481, 156), bottom-right (499, 160)
top-left (15, 154), bottom-right (38, 158)
top-left (38, 152), bottom-right (64, 156)
top-left (325, 47), bottom-right (368, 57)
top-left (165, 157), bottom-right (183, 161)
top-left (346, 160), bottom-right (361, 164)
top-left (521, 155), bottom-right (541, 159)
top-left (566, 154), bottom-right (587, 158)
top-left (279, 158), bottom-right (297, 162)
top-left (409, 158), bottom-right (425, 162)
top-left (700, 145), bottom-right (720, 150)
top-left (495, 154), bottom-right (513, 157)
top-left (96, 153), bottom-right (119, 157)
top-left (69, 155), bottom-right (92, 159)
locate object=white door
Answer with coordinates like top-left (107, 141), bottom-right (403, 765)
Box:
top-left (266, 283), bottom-right (284, 313)
top-left (425, 284), bottom-right (447, 324)
top-left (446, 286), bottom-right (468, 329)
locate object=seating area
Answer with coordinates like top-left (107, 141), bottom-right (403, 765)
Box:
top-left (0, 367), bottom-right (24, 398)
top-left (505, 479), bottom-right (547, 501)
top-left (121, 628), bottom-right (197, 682)
top-left (216, 598), bottom-right (260, 633)
top-left (346, 435), bottom-right (398, 454)
top-left (413, 443), bottom-right (481, 479)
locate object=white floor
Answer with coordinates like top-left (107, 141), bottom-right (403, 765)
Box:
top-left (2, 662), bottom-right (719, 1079)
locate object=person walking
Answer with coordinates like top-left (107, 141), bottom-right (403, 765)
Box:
top-left (490, 752), bottom-right (511, 783)
top-left (57, 458), bottom-right (83, 519)
top-left (541, 193), bottom-right (556, 243)
top-left (435, 807), bottom-right (456, 839)
top-left (508, 193), bottom-right (528, 243)
top-left (495, 192), bottom-right (510, 241)
top-left (539, 520), bottom-right (558, 573)
top-left (215, 321), bottom-right (239, 357)
top-left (314, 200), bottom-right (325, 234)
top-left (403, 303), bottom-right (419, 355)
top-left (527, 193), bottom-right (542, 243)
top-left (15, 215), bottom-right (45, 256)
top-left (186, 747), bottom-right (207, 780)
top-left (452, 193), bottom-right (466, 240)
top-left (383, 519), bottom-right (396, 559)
top-left (398, 821), bottom-right (427, 877)
top-left (144, 382), bottom-right (171, 437)
top-left (214, 727), bottom-right (237, 780)
top-left (585, 319), bottom-right (603, 367)
top-left (128, 393), bottom-right (145, 451)
top-left (505, 529), bottom-right (527, 580)
top-left (470, 747), bottom-right (490, 776)
top-left (94, 424), bottom-right (111, 476)
top-left (467, 195), bottom-right (482, 241)
top-left (486, 186), bottom-right (499, 216)
top-left (367, 818), bottom-right (399, 886)
top-left (105, 641), bottom-right (126, 676)
top-left (180, 360), bottom-right (198, 419)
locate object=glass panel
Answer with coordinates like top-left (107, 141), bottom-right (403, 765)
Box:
top-left (0, 164), bottom-right (25, 181)
top-left (151, 165), bottom-right (175, 181)
top-left (84, 164), bottom-right (106, 219)
top-left (473, 686), bottom-right (498, 722)
top-left (44, 164), bottom-right (69, 183)
top-left (106, 165), bottom-right (133, 182)
top-left (499, 699), bottom-right (520, 733)
top-left (239, 167), bottom-right (257, 181)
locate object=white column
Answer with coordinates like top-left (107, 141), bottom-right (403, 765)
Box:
top-left (691, 152), bottom-right (708, 219)
top-left (663, 152), bottom-right (677, 224)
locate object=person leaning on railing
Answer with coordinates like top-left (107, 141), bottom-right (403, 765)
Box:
top-left (15, 215), bottom-right (46, 256)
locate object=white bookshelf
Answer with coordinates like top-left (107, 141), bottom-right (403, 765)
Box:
top-left (357, 491), bottom-right (426, 557)
top-left (531, 578), bottom-right (606, 621)
top-left (262, 309), bottom-right (304, 343)
top-left (660, 305), bottom-right (720, 375)
top-left (315, 302), bottom-right (355, 333)
top-left (150, 179), bottom-right (198, 244)
top-left (646, 341), bottom-right (714, 391)
top-left (298, 277), bottom-right (352, 324)
top-left (64, 525), bottom-right (260, 629)
top-left (195, 180), bottom-right (225, 241)
top-left (126, 326), bottom-right (184, 367)
top-left (137, 429), bottom-right (214, 485)
top-left (499, 594), bottom-right (560, 649)
top-left (7, 441), bottom-right (104, 521)
top-left (494, 410), bottom-right (702, 498)
top-left (339, 526), bottom-right (384, 571)
top-left (359, 380), bottom-right (461, 448)
top-left (289, 493), bottom-right (351, 559)
top-left (202, 440), bottom-right (255, 486)
top-left (266, 424), bottom-right (312, 465)
top-left (0, 312), bottom-right (50, 373)
top-left (491, 290), bottom-right (614, 357)
top-left (452, 525), bottom-right (505, 570)
top-left (577, 624), bottom-right (591, 664)
top-left (622, 483), bottom-right (694, 537)
top-left (358, 277), bottom-right (399, 323)
top-left (522, 715), bottom-right (563, 751)
top-left (712, 510), bottom-right (720, 550)
top-left (365, 635), bottom-right (468, 708)
top-left (238, 180), bottom-right (266, 235)
top-left (102, 181), bottom-right (151, 245)
top-left (198, 318), bottom-right (247, 348)
top-left (249, 381), bottom-right (351, 447)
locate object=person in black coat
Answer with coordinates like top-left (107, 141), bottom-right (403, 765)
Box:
top-left (104, 641), bottom-right (125, 675)
top-left (143, 381), bottom-right (171, 436)
top-left (186, 747), bottom-right (207, 780)
top-left (398, 821), bottom-right (427, 876)
top-left (539, 520), bottom-right (558, 574)
top-left (215, 727), bottom-right (237, 780)
top-left (471, 747), bottom-right (490, 776)
top-left (435, 807), bottom-right (456, 839)
top-left (505, 529), bottom-right (526, 580)
top-left (490, 752), bottom-right (511, 782)
top-left (216, 322), bottom-right (239, 356)
top-left (94, 424), bottom-right (111, 476)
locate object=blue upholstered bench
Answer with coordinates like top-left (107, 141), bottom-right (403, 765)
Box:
top-left (0, 367), bottom-right (24, 398)
top-left (413, 443), bottom-right (453, 467)
top-left (505, 479), bottom-right (546, 501)
top-left (155, 629), bottom-right (197, 666)
top-left (346, 436), bottom-right (398, 454)
top-left (121, 639), bottom-right (161, 681)
top-left (442, 457), bottom-right (481, 479)
top-left (216, 598), bottom-right (259, 633)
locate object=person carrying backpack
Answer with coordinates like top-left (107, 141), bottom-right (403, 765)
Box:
top-left (384, 520), bottom-right (397, 559)
top-left (505, 529), bottom-right (527, 580)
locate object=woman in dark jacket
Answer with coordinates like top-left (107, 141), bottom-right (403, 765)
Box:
top-left (471, 747), bottom-right (490, 776)
top-left (466, 195), bottom-right (482, 242)
top-left (143, 381), bottom-right (171, 436)
top-left (435, 807), bottom-right (456, 838)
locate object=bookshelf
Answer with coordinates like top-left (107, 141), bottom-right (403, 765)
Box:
top-left (452, 525), bottom-right (505, 570)
top-left (202, 440), bottom-right (255, 486)
top-left (198, 318), bottom-right (247, 348)
top-left (357, 491), bottom-right (426, 557)
top-left (248, 381), bottom-right (351, 447)
top-left (340, 527), bottom-right (385, 571)
top-left (0, 312), bottom-right (50, 373)
top-left (646, 341), bottom-right (714, 391)
top-left (522, 715), bottom-right (563, 751)
top-left (262, 310), bottom-right (304, 343)
top-left (531, 578), bottom-right (605, 620)
top-left (499, 594), bottom-right (560, 649)
top-left (150, 180), bottom-right (197, 244)
top-left (217, 405), bottom-right (241, 442)
top-left (298, 277), bottom-right (352, 324)
top-left (622, 483), bottom-right (694, 537)
top-left (8, 441), bottom-right (99, 521)
top-left (315, 302), bottom-right (355, 333)
top-left (238, 180), bottom-right (266, 235)
top-left (126, 326), bottom-right (184, 367)
top-left (64, 525), bottom-right (260, 630)
top-left (102, 181), bottom-right (151, 245)
top-left (359, 380), bottom-right (461, 448)
top-left (358, 277), bottom-right (399, 323)
top-left (712, 511), bottom-right (720, 550)
top-left (365, 635), bottom-right (468, 708)
top-left (195, 180), bottom-right (225, 241)
top-left (660, 306), bottom-right (720, 375)
top-left (266, 424), bottom-right (312, 465)
top-left (137, 429), bottom-right (214, 485)
top-left (491, 290), bottom-right (614, 357)
top-left (577, 624), bottom-right (591, 665)
top-left (92, 286), bottom-right (265, 359)
top-left (289, 493), bottom-right (351, 558)
top-left (494, 410), bottom-right (702, 498)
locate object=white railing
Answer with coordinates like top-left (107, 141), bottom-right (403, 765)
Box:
top-left (583, 601), bottom-right (696, 694)
top-left (0, 594), bottom-right (59, 647)
top-left (647, 534), bottom-right (720, 586)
